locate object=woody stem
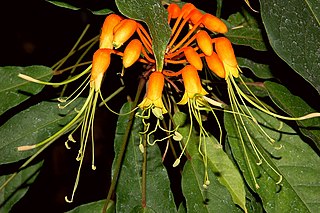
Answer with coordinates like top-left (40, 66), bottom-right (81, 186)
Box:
top-left (103, 77), bottom-right (146, 213)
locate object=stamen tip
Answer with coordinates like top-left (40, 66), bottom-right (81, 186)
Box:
top-left (173, 159), bottom-right (180, 167)
top-left (255, 183), bottom-right (260, 189)
top-left (139, 144), bottom-right (144, 153)
top-left (17, 145), bottom-right (36, 151)
top-left (65, 196), bottom-right (73, 203)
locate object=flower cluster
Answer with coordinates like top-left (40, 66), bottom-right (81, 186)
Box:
top-left (18, 2), bottom-right (320, 200)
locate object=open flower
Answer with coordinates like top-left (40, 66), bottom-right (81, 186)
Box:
top-left (213, 37), bottom-right (239, 79)
top-left (138, 71), bottom-right (168, 114)
top-left (178, 65), bottom-right (208, 105)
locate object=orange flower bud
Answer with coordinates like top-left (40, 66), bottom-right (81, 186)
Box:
top-left (189, 9), bottom-right (203, 24)
top-left (196, 30), bottom-right (213, 56)
top-left (184, 47), bottom-right (203, 70)
top-left (123, 39), bottom-right (142, 68)
top-left (138, 72), bottom-right (167, 114)
top-left (113, 19), bottom-right (137, 49)
top-left (178, 65), bottom-right (208, 105)
top-left (99, 14), bottom-right (122, 49)
top-left (91, 48), bottom-right (112, 90)
top-left (201, 14), bottom-right (228, 34)
top-left (167, 3), bottom-right (181, 19)
top-left (181, 3), bottom-right (196, 19)
top-left (205, 52), bottom-right (226, 78)
top-left (213, 37), bottom-right (239, 78)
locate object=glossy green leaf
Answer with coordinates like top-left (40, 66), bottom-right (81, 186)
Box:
top-left (0, 66), bottom-right (52, 115)
top-left (182, 158), bottom-right (243, 213)
top-left (115, 0), bottom-right (171, 71)
top-left (46, 0), bottom-right (81, 10)
top-left (237, 57), bottom-right (274, 79)
top-left (225, 107), bottom-right (320, 212)
top-left (113, 103), bottom-right (176, 212)
top-left (0, 161), bottom-right (42, 211)
top-left (236, 76), bottom-right (269, 98)
top-left (260, 0), bottom-right (320, 93)
top-left (265, 81), bottom-right (320, 150)
top-left (0, 98), bottom-right (85, 165)
top-left (131, 206), bottom-right (156, 213)
top-left (174, 112), bottom-right (246, 212)
top-left (226, 12), bottom-right (267, 51)
top-left (205, 137), bottom-right (247, 212)
top-left (66, 200), bottom-right (115, 213)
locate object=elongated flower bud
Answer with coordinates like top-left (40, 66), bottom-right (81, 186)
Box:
top-left (181, 3), bottom-right (196, 19)
top-left (213, 37), bottom-right (239, 78)
top-left (123, 39), bottom-right (142, 68)
top-left (100, 14), bottom-right (122, 49)
top-left (91, 48), bottom-right (111, 90)
top-left (138, 72), bottom-right (167, 114)
top-left (205, 51), bottom-right (226, 78)
top-left (167, 3), bottom-right (181, 19)
top-left (201, 14), bottom-right (228, 34)
top-left (184, 47), bottom-right (203, 70)
top-left (113, 19), bottom-right (137, 49)
top-left (189, 9), bottom-right (203, 24)
top-left (196, 30), bottom-right (213, 56)
top-left (178, 65), bottom-right (208, 105)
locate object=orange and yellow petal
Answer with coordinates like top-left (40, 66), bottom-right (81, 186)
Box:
top-left (184, 47), bottom-right (203, 70)
top-left (138, 72), bottom-right (168, 114)
top-left (178, 65), bottom-right (208, 105)
top-left (201, 14), bottom-right (228, 34)
top-left (100, 14), bottom-right (122, 49)
top-left (91, 48), bottom-right (112, 90)
top-left (113, 19), bottom-right (137, 49)
top-left (205, 51), bottom-right (226, 78)
top-left (213, 37), bottom-right (239, 78)
top-left (123, 39), bottom-right (142, 68)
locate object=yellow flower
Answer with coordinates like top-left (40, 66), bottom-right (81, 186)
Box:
top-left (178, 65), bottom-right (208, 105)
top-left (138, 71), bottom-right (168, 114)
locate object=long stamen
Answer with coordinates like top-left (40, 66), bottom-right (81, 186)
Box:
top-left (173, 100), bottom-right (194, 167)
top-left (228, 81), bottom-right (260, 189)
top-left (231, 77), bottom-right (320, 121)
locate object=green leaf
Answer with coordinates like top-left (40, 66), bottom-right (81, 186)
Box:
top-left (237, 57), bottom-right (274, 79)
top-left (265, 81), bottom-right (320, 150)
top-left (205, 137), bottom-right (247, 212)
top-left (174, 112), bottom-right (246, 212)
top-left (0, 66), bottom-right (52, 115)
top-left (182, 158), bottom-right (243, 213)
top-left (115, 0), bottom-right (171, 71)
top-left (46, 1), bottom-right (81, 10)
top-left (113, 103), bottom-right (176, 212)
top-left (0, 98), bottom-right (85, 165)
top-left (260, 0), bottom-right (320, 94)
top-left (0, 161), bottom-right (43, 211)
top-left (226, 12), bottom-right (267, 51)
top-left (89, 8), bottom-right (113, 16)
top-left (225, 107), bottom-right (320, 212)
top-left (66, 200), bottom-right (115, 213)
